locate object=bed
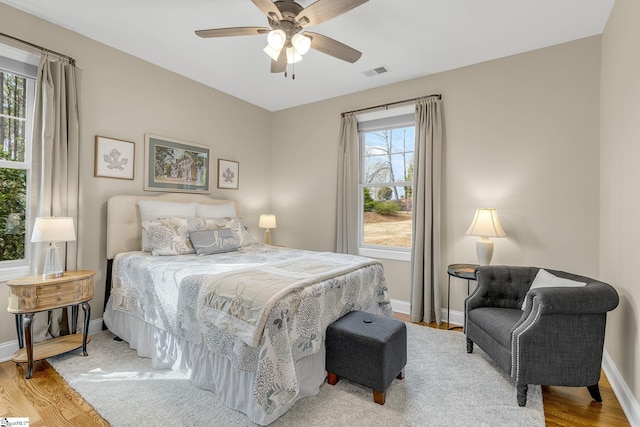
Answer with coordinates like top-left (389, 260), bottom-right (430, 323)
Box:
top-left (102, 193), bottom-right (392, 425)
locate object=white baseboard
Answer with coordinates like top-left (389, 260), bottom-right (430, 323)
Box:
top-left (602, 349), bottom-right (640, 426)
top-left (390, 298), bottom-right (410, 315)
top-left (0, 318), bottom-right (105, 363)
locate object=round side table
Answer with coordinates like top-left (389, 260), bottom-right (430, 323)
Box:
top-left (447, 263), bottom-right (479, 329)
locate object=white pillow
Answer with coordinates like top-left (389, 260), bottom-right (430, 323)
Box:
top-left (196, 203), bottom-right (236, 219)
top-left (138, 201), bottom-right (197, 220)
top-left (521, 269), bottom-right (586, 311)
top-left (138, 201), bottom-right (197, 251)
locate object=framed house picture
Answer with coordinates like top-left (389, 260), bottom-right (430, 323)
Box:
top-left (144, 134), bottom-right (210, 193)
top-left (217, 159), bottom-right (239, 189)
top-left (94, 136), bottom-right (135, 180)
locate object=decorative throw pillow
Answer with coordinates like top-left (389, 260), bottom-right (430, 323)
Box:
top-left (141, 217), bottom-right (201, 256)
top-left (521, 269), bottom-right (587, 311)
top-left (189, 228), bottom-right (240, 255)
top-left (200, 217), bottom-right (255, 247)
top-left (138, 201), bottom-right (197, 251)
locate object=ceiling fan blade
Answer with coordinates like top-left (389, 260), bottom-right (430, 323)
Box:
top-left (305, 31), bottom-right (362, 63)
top-left (195, 27), bottom-right (269, 38)
top-left (271, 49), bottom-right (286, 73)
top-left (251, 0), bottom-right (282, 21)
top-left (297, 0), bottom-right (368, 27)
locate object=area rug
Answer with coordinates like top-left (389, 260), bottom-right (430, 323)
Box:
top-left (48, 323), bottom-right (544, 426)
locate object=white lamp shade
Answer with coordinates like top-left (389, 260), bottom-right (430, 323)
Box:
top-left (31, 217), bottom-right (76, 243)
top-left (291, 33), bottom-right (311, 55)
top-left (286, 47), bottom-right (302, 64)
top-left (258, 214), bottom-right (277, 229)
top-left (465, 208), bottom-right (506, 238)
top-left (263, 44), bottom-right (282, 61)
top-left (267, 29), bottom-right (286, 50)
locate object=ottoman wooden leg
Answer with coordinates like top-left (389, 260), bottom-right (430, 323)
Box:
top-left (327, 372), bottom-right (339, 385)
top-left (397, 369), bottom-right (405, 380)
top-left (373, 389), bottom-right (386, 405)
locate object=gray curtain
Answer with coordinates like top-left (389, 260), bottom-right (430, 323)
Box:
top-left (30, 54), bottom-right (80, 339)
top-left (410, 97), bottom-right (443, 324)
top-left (336, 113), bottom-right (359, 254)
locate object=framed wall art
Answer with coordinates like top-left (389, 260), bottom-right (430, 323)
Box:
top-left (217, 159), bottom-right (239, 190)
top-left (94, 136), bottom-right (135, 180)
top-left (144, 134), bottom-right (210, 193)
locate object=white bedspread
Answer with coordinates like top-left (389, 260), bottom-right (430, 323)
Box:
top-left (110, 244), bottom-right (391, 416)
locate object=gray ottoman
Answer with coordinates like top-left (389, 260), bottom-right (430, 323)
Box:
top-left (326, 310), bottom-right (407, 405)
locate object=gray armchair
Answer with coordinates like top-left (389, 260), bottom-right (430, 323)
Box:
top-left (464, 266), bottom-right (619, 406)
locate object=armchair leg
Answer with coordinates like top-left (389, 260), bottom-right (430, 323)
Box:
top-left (587, 384), bottom-right (602, 402)
top-left (516, 383), bottom-right (528, 407)
top-left (466, 338), bottom-right (474, 353)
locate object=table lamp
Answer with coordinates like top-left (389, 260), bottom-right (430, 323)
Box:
top-left (465, 208), bottom-right (506, 265)
top-left (31, 217), bottom-right (76, 278)
top-left (258, 214), bottom-right (276, 245)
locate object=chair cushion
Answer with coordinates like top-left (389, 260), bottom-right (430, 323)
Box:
top-left (468, 307), bottom-right (523, 349)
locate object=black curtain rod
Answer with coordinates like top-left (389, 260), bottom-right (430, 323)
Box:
top-left (341, 93), bottom-right (441, 117)
top-left (0, 31), bottom-right (76, 65)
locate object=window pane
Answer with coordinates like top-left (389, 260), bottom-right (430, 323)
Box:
top-left (1, 70), bottom-right (27, 162)
top-left (1, 117), bottom-right (26, 162)
top-left (0, 168), bottom-right (26, 261)
top-left (363, 127), bottom-right (414, 185)
top-left (363, 185), bottom-right (412, 248)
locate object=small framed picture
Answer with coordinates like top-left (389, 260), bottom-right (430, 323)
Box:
top-left (94, 136), bottom-right (135, 180)
top-left (144, 134), bottom-right (210, 193)
top-left (217, 159), bottom-right (239, 189)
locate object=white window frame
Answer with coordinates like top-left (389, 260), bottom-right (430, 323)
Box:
top-left (0, 45), bottom-right (38, 281)
top-left (356, 106), bottom-right (415, 262)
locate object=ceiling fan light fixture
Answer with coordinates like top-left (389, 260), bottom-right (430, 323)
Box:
top-left (286, 46), bottom-right (303, 64)
top-left (263, 44), bottom-right (282, 61)
top-left (267, 29), bottom-right (286, 50)
top-left (291, 33), bottom-right (311, 55)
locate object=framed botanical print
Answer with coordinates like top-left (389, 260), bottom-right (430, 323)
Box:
top-left (217, 159), bottom-right (239, 189)
top-left (94, 136), bottom-right (135, 180)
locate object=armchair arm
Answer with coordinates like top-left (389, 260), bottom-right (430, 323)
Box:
top-left (523, 281), bottom-right (619, 315)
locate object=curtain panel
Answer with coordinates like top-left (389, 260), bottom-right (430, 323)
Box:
top-left (30, 54), bottom-right (80, 339)
top-left (410, 97), bottom-right (443, 324)
top-left (336, 113), bottom-right (359, 255)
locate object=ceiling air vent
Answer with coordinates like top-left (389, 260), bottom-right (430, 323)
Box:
top-left (363, 65), bottom-right (390, 77)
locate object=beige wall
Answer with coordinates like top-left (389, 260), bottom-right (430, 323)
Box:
top-left (600, 0), bottom-right (640, 405)
top-left (0, 3), bottom-right (272, 345)
top-left (272, 37), bottom-right (601, 310)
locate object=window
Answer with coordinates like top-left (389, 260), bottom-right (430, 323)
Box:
top-left (357, 108), bottom-right (415, 261)
top-left (0, 47), bottom-right (37, 279)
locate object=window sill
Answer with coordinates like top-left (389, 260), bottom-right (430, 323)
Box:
top-left (359, 247), bottom-right (411, 262)
top-left (0, 264), bottom-right (30, 282)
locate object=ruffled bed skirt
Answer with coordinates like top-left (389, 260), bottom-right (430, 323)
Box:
top-left (103, 298), bottom-right (332, 425)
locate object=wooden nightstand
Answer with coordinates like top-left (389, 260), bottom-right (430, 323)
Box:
top-left (7, 270), bottom-right (95, 379)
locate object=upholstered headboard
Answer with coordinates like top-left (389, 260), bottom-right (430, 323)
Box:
top-left (106, 193), bottom-right (241, 259)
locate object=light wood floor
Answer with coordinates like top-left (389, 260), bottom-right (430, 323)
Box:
top-left (0, 318), bottom-right (631, 426)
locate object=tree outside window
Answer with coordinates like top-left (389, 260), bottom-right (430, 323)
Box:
top-left (0, 69), bottom-right (29, 262)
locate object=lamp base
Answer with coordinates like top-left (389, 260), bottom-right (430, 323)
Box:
top-left (263, 229), bottom-right (272, 245)
top-left (475, 238), bottom-right (494, 266)
top-left (42, 242), bottom-right (65, 278)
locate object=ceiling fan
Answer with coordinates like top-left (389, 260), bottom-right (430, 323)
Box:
top-left (195, 0), bottom-right (368, 78)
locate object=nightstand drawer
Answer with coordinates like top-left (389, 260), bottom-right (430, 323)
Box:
top-left (38, 281), bottom-right (80, 296)
top-left (37, 290), bottom-right (81, 308)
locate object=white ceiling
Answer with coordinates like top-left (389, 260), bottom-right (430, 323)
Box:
top-left (1, 0), bottom-right (614, 111)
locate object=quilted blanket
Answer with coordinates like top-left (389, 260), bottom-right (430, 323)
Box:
top-left (110, 244), bottom-right (391, 414)
top-left (197, 253), bottom-right (380, 347)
